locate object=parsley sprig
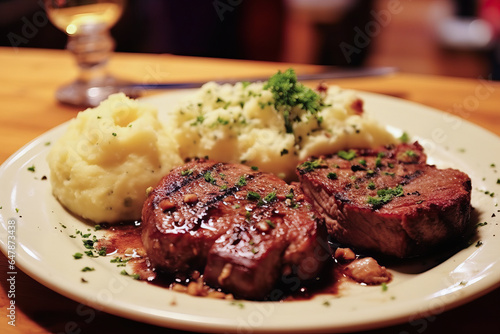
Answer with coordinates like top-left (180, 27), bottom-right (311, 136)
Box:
top-left (297, 158), bottom-right (326, 173)
top-left (263, 69), bottom-right (323, 133)
top-left (367, 184), bottom-right (404, 207)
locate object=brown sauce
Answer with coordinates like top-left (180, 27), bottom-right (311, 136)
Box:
top-left (97, 222), bottom-right (389, 301)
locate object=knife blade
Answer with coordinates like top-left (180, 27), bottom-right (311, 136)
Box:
top-left (119, 66), bottom-right (397, 91)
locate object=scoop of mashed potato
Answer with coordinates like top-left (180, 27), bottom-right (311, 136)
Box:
top-left (169, 70), bottom-right (396, 180)
top-left (47, 93), bottom-right (183, 223)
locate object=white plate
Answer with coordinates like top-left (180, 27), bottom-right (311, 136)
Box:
top-left (1, 90), bottom-right (500, 333)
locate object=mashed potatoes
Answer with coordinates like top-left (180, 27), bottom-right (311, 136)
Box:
top-left (47, 93), bottom-right (183, 223)
top-left (169, 70), bottom-right (396, 180)
top-left (47, 70), bottom-right (397, 223)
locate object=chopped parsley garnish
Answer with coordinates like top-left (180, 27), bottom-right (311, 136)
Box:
top-left (284, 188), bottom-right (299, 208)
top-left (111, 257), bottom-right (130, 267)
top-left (251, 166), bottom-right (259, 171)
top-left (367, 185), bottom-right (404, 207)
top-left (204, 171), bottom-right (217, 185)
top-left (84, 250), bottom-right (97, 257)
top-left (81, 267), bottom-right (95, 272)
top-left (216, 116), bottom-right (229, 125)
top-left (190, 115), bottom-right (205, 126)
top-left (73, 252), bottom-right (83, 259)
top-left (97, 247), bottom-right (107, 256)
top-left (246, 191), bottom-right (261, 201)
top-left (27, 165), bottom-right (35, 172)
top-left (120, 270), bottom-right (140, 280)
top-left (358, 159), bottom-right (367, 166)
top-left (82, 239), bottom-right (94, 249)
top-left (405, 150), bottom-right (417, 157)
top-left (265, 220), bottom-right (276, 229)
top-left (236, 175), bottom-right (247, 187)
top-left (479, 189), bottom-right (496, 198)
top-left (399, 132), bottom-right (410, 143)
top-left (297, 159), bottom-right (326, 173)
top-left (263, 191), bottom-right (277, 203)
top-left (367, 181), bottom-right (376, 190)
top-left (327, 172), bottom-right (338, 180)
top-left (280, 148), bottom-right (289, 156)
top-left (338, 150), bottom-right (356, 161)
top-left (263, 68), bottom-right (323, 133)
top-left (230, 301), bottom-right (245, 309)
top-left (181, 169), bottom-right (193, 176)
top-left (381, 282), bottom-right (388, 292)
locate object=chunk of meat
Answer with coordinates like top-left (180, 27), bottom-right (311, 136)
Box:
top-left (141, 159), bottom-right (329, 300)
top-left (334, 247), bottom-right (356, 262)
top-left (344, 257), bottom-right (391, 285)
top-left (297, 142), bottom-right (473, 258)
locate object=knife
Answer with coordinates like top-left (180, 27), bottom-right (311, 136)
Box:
top-left (119, 66), bottom-right (397, 91)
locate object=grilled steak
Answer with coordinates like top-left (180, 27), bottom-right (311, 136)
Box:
top-left (141, 159), bottom-right (328, 300)
top-left (297, 142), bottom-right (472, 258)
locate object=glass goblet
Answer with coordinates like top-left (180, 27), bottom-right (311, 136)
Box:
top-left (45, 0), bottom-right (132, 107)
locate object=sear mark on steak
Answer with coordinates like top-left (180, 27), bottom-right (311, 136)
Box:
top-left (297, 142), bottom-right (473, 258)
top-left (141, 158), bottom-right (329, 300)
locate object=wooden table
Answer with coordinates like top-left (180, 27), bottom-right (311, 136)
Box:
top-left (0, 47), bottom-right (499, 334)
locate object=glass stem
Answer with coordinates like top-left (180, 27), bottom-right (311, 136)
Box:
top-left (66, 28), bottom-right (115, 85)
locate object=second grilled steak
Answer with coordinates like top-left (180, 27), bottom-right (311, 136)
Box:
top-left (141, 159), bottom-right (329, 300)
top-left (297, 142), bottom-right (473, 258)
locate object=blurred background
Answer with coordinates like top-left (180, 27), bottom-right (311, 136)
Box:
top-left (1, 0), bottom-right (499, 80)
